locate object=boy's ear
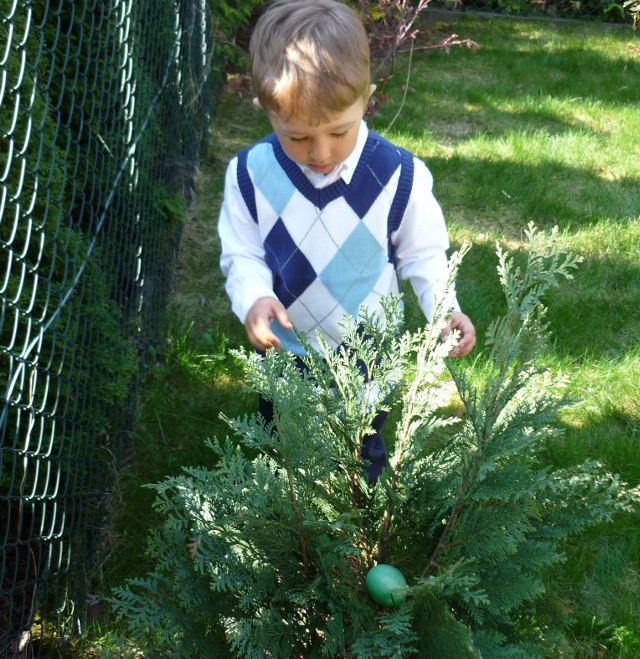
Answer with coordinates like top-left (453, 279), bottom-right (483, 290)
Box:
top-left (252, 97), bottom-right (262, 109)
top-left (365, 84), bottom-right (377, 114)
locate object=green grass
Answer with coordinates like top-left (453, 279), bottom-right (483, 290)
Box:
top-left (80, 13), bottom-right (640, 657)
top-left (384, 15), bottom-right (640, 656)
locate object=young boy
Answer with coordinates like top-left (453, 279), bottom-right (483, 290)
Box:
top-left (218, 0), bottom-right (475, 478)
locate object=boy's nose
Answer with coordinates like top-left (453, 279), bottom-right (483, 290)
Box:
top-left (309, 139), bottom-right (330, 163)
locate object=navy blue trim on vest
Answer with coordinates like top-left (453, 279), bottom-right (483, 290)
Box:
top-left (236, 144), bottom-right (259, 223)
top-left (386, 146), bottom-right (414, 263)
top-left (236, 131), bottom-right (415, 244)
top-left (388, 148), bottom-right (414, 232)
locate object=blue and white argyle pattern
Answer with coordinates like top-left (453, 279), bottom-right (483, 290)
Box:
top-left (236, 132), bottom-right (413, 352)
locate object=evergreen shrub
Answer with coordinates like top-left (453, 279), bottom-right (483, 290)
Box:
top-left (110, 226), bottom-right (639, 657)
top-left (212, 0), bottom-right (266, 65)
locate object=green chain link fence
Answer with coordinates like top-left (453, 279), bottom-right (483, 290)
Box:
top-left (1, 0), bottom-right (223, 654)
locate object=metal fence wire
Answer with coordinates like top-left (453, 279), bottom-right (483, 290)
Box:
top-left (0, 0), bottom-right (222, 655)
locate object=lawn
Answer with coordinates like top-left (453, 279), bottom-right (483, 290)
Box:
top-left (86, 11), bottom-right (640, 657)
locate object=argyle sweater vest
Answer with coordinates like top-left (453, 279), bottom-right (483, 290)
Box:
top-left (236, 131), bottom-right (414, 354)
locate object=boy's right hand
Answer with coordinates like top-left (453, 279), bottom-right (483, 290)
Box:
top-left (244, 297), bottom-right (293, 351)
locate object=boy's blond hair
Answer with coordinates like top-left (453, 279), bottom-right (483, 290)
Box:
top-left (249, 0), bottom-right (371, 122)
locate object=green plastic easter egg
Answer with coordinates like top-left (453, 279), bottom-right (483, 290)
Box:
top-left (366, 564), bottom-right (408, 607)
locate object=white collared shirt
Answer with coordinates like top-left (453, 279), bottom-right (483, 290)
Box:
top-left (299, 120), bottom-right (369, 188)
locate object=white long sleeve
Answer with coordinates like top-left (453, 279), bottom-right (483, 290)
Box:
top-left (218, 158), bottom-right (276, 323)
top-left (391, 157), bottom-right (459, 321)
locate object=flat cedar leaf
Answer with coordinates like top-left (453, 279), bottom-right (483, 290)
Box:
top-left (110, 228), bottom-right (636, 657)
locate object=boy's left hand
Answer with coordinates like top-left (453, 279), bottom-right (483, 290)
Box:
top-left (442, 311), bottom-right (476, 358)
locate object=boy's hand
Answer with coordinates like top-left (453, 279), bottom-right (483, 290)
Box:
top-left (244, 297), bottom-right (293, 351)
top-left (442, 311), bottom-right (476, 358)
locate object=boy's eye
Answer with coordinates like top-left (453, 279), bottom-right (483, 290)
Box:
top-left (288, 132), bottom-right (347, 143)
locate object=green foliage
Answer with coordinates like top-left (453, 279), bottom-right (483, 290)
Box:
top-left (110, 226), bottom-right (639, 656)
top-left (212, 0), bottom-right (263, 36)
top-left (211, 0), bottom-right (265, 65)
top-left (165, 322), bottom-right (230, 378)
top-left (459, 0), bottom-right (631, 22)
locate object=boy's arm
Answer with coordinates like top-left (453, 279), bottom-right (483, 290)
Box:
top-left (392, 158), bottom-right (475, 357)
top-left (392, 158), bottom-right (453, 320)
top-left (218, 158), bottom-right (290, 349)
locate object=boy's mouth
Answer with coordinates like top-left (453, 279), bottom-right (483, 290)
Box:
top-left (308, 163), bottom-right (333, 175)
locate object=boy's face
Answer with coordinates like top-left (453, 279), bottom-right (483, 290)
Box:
top-left (264, 91), bottom-right (373, 175)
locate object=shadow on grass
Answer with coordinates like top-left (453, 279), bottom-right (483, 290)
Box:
top-left (381, 18), bottom-right (640, 141)
top-left (421, 154), bottom-right (639, 236)
top-left (108, 353), bottom-right (255, 583)
top-left (479, 46), bottom-right (638, 107)
top-left (553, 410), bottom-right (640, 483)
top-left (422, 236), bottom-right (639, 367)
